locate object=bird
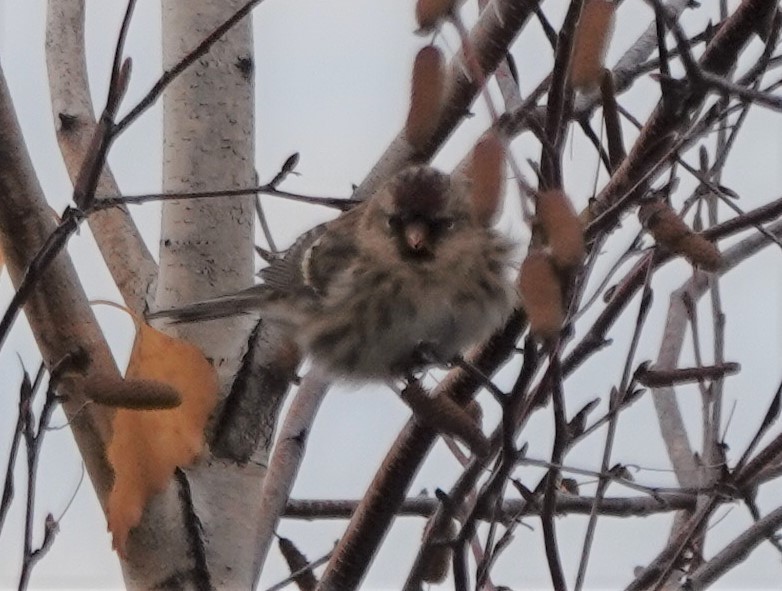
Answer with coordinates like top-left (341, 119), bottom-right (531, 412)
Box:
top-left (147, 165), bottom-right (518, 380)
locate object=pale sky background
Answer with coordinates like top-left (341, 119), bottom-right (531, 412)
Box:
top-left (1, 1), bottom-right (782, 589)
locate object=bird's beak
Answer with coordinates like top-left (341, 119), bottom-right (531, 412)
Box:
top-left (404, 220), bottom-right (429, 252)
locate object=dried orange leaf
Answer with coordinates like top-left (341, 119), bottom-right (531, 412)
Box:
top-left (107, 320), bottom-right (218, 556)
top-left (518, 251), bottom-right (564, 339)
top-left (570, 0), bottom-right (616, 91)
top-left (405, 46), bottom-right (446, 151)
top-left (467, 132), bottom-right (506, 226)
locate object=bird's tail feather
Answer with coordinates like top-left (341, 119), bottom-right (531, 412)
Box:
top-left (146, 285), bottom-right (279, 324)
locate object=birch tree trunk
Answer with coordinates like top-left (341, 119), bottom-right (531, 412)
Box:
top-left (119, 3), bottom-right (292, 588)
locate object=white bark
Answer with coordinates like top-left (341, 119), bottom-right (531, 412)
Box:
top-left (253, 369), bottom-right (331, 586)
top-left (117, 2), bottom-right (284, 588)
top-left (0, 62), bottom-right (115, 510)
top-left (652, 278), bottom-right (705, 488)
top-left (45, 0), bottom-right (158, 314)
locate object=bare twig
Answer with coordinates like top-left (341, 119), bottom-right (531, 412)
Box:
top-left (114, 0), bottom-right (268, 135)
top-left (265, 548), bottom-right (334, 591)
top-left (93, 185), bottom-right (356, 212)
top-left (575, 258), bottom-right (656, 591)
top-left (542, 355), bottom-right (569, 591)
top-left (684, 504), bottom-right (782, 590)
top-left (253, 369), bottom-right (331, 587)
top-left (283, 492), bottom-right (697, 520)
top-left (18, 352), bottom-right (85, 590)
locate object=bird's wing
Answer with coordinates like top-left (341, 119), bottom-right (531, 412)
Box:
top-left (260, 208), bottom-right (362, 297)
top-left (147, 207), bottom-right (365, 324)
top-left (258, 224), bottom-right (328, 294)
top-left (145, 284), bottom-right (280, 324)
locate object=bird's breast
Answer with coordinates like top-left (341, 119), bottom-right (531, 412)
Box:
top-left (300, 257), bottom-right (515, 380)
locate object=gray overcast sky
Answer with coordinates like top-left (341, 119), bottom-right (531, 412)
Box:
top-left (1, 1), bottom-right (781, 589)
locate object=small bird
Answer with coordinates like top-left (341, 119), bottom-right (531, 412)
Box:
top-left (148, 165), bottom-right (518, 380)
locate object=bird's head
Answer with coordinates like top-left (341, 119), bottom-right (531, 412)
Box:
top-left (362, 166), bottom-right (474, 263)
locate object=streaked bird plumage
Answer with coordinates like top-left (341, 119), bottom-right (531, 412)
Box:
top-left (147, 166), bottom-right (518, 379)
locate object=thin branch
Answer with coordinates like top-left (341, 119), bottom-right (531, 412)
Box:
top-left (353, 0), bottom-right (543, 201)
top-left (45, 0), bottom-right (157, 313)
top-left (540, 0), bottom-right (582, 189)
top-left (114, 0), bottom-right (268, 135)
top-left (18, 353), bottom-right (82, 590)
top-left (542, 355), bottom-right (569, 591)
top-left (265, 548), bottom-right (334, 591)
top-left (283, 492), bottom-right (697, 520)
top-left (253, 369), bottom-right (331, 588)
top-left (92, 185), bottom-right (357, 212)
top-left (575, 258), bottom-right (656, 591)
top-left (684, 504), bottom-right (782, 590)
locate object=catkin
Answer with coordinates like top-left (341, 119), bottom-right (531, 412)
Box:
top-left (85, 377), bottom-right (181, 409)
top-left (537, 189), bottom-right (585, 270)
top-left (278, 537), bottom-right (317, 591)
top-left (421, 518), bottom-right (457, 583)
top-left (401, 382), bottom-right (489, 457)
top-left (639, 201), bottom-right (722, 271)
top-left (467, 132), bottom-right (506, 226)
top-left (518, 251), bottom-right (564, 339)
top-left (405, 46), bottom-right (446, 151)
top-left (415, 0), bottom-right (457, 32)
top-left (570, 0), bottom-right (616, 91)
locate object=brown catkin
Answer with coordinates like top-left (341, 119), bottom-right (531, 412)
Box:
top-left (467, 132), bottom-right (506, 226)
top-left (415, 0), bottom-right (456, 32)
top-left (570, 0), bottom-right (616, 91)
top-left (517, 251), bottom-right (564, 339)
top-left (639, 201), bottom-right (722, 271)
top-left (537, 189), bottom-right (585, 270)
top-left (85, 377), bottom-right (181, 409)
top-left (405, 46), bottom-right (446, 151)
top-left (278, 537), bottom-right (317, 591)
top-left (421, 518), bottom-right (457, 583)
top-left (676, 234), bottom-right (722, 271)
top-left (401, 382), bottom-right (489, 457)
top-left (638, 201), bottom-right (689, 244)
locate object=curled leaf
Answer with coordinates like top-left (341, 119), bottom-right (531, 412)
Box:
top-left (107, 318), bottom-right (218, 556)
